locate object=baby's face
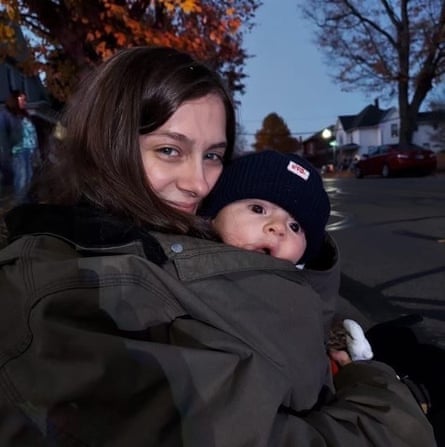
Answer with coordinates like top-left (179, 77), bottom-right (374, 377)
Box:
top-left (212, 198), bottom-right (307, 263)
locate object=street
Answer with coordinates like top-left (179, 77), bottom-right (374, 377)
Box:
top-left (324, 174), bottom-right (445, 348)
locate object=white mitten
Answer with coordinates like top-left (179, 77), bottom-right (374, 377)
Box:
top-left (343, 319), bottom-right (374, 361)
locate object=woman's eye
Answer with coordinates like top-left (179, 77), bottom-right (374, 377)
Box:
top-left (204, 152), bottom-right (224, 163)
top-left (289, 222), bottom-right (303, 233)
top-left (157, 146), bottom-right (180, 157)
top-left (249, 204), bottom-right (265, 214)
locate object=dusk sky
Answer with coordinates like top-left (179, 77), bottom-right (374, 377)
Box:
top-left (236, 0), bottom-right (380, 145)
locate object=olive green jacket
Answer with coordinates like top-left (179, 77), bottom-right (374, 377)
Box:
top-left (0, 204), bottom-right (436, 446)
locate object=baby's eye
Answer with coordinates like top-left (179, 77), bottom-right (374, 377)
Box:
top-left (289, 222), bottom-right (303, 233)
top-left (249, 204), bottom-right (265, 214)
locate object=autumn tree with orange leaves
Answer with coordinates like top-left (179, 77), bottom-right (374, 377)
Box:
top-left (302, 0), bottom-right (445, 145)
top-left (0, 0), bottom-right (260, 102)
top-left (253, 113), bottom-right (300, 154)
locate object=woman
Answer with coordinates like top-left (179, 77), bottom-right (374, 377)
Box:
top-left (0, 47), bottom-right (436, 446)
top-left (0, 90), bottom-right (38, 199)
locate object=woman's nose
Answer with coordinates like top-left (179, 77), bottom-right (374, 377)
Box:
top-left (177, 161), bottom-right (210, 197)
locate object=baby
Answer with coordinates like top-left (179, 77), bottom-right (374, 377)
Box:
top-left (200, 150), bottom-right (373, 369)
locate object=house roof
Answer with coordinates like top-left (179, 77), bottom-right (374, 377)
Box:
top-left (337, 115), bottom-right (355, 131)
top-left (303, 125), bottom-right (335, 143)
top-left (338, 105), bottom-right (391, 131)
top-left (0, 63), bottom-right (48, 105)
top-left (417, 110), bottom-right (445, 123)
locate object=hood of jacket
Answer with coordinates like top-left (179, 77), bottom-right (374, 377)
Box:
top-left (5, 203), bottom-right (168, 266)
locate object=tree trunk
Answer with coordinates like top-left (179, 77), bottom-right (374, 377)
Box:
top-left (397, 0), bottom-right (413, 145)
top-left (398, 82), bottom-right (413, 145)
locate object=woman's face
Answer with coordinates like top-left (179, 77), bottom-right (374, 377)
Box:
top-left (17, 94), bottom-right (27, 109)
top-left (139, 93), bottom-right (227, 215)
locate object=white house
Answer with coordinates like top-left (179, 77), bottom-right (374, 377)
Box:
top-left (334, 100), bottom-right (445, 163)
top-left (381, 108), bottom-right (445, 152)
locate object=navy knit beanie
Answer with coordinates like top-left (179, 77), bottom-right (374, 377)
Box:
top-left (200, 150), bottom-right (331, 263)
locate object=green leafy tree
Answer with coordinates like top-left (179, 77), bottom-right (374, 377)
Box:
top-left (253, 112), bottom-right (300, 153)
top-left (0, 0), bottom-right (260, 101)
top-left (302, 0), bottom-right (445, 145)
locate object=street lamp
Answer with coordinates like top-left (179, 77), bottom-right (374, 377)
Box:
top-left (321, 128), bottom-right (332, 140)
top-left (322, 127), bottom-right (337, 167)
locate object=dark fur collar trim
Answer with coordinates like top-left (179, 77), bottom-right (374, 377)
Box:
top-left (5, 204), bottom-right (167, 265)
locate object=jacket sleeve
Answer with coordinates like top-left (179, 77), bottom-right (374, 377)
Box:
top-left (272, 361), bottom-right (437, 447)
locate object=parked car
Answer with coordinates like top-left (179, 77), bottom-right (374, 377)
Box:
top-left (354, 144), bottom-right (437, 178)
top-left (321, 163), bottom-right (335, 175)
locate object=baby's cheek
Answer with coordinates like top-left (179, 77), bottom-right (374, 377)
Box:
top-left (219, 229), bottom-right (248, 249)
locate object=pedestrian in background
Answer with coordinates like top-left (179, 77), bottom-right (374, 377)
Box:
top-left (0, 90), bottom-right (38, 201)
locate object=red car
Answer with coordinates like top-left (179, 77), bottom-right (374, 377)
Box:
top-left (354, 144), bottom-right (437, 178)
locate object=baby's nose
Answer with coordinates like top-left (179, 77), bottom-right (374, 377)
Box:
top-left (265, 221), bottom-right (286, 236)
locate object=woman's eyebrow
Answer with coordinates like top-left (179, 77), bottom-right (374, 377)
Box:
top-left (148, 131), bottom-right (226, 149)
top-left (208, 142), bottom-right (227, 150)
top-left (148, 131), bottom-right (188, 142)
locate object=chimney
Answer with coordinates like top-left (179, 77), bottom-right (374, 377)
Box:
top-left (374, 98), bottom-right (380, 109)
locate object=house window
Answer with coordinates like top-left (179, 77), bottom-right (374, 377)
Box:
top-left (390, 123), bottom-right (399, 137)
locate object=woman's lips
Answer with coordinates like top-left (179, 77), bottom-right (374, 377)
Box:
top-left (167, 201), bottom-right (198, 214)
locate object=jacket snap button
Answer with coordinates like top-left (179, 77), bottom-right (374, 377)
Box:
top-left (171, 243), bottom-right (183, 253)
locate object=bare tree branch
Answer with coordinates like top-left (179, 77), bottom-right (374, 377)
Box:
top-left (302, 0), bottom-right (445, 144)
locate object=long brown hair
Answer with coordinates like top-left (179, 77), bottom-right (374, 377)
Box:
top-left (36, 46), bottom-right (235, 236)
top-left (5, 90), bottom-right (28, 117)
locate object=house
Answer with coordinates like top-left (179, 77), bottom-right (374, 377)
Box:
top-left (336, 100), bottom-right (395, 155)
top-left (381, 109), bottom-right (445, 152)
top-left (333, 100), bottom-right (445, 165)
top-left (0, 13), bottom-right (49, 108)
top-left (300, 126), bottom-right (335, 169)
top-left (300, 99), bottom-right (445, 170)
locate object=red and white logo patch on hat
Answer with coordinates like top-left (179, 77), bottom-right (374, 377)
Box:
top-left (287, 161), bottom-right (310, 181)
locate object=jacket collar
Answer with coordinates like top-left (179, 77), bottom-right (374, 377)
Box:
top-left (5, 203), bottom-right (168, 265)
